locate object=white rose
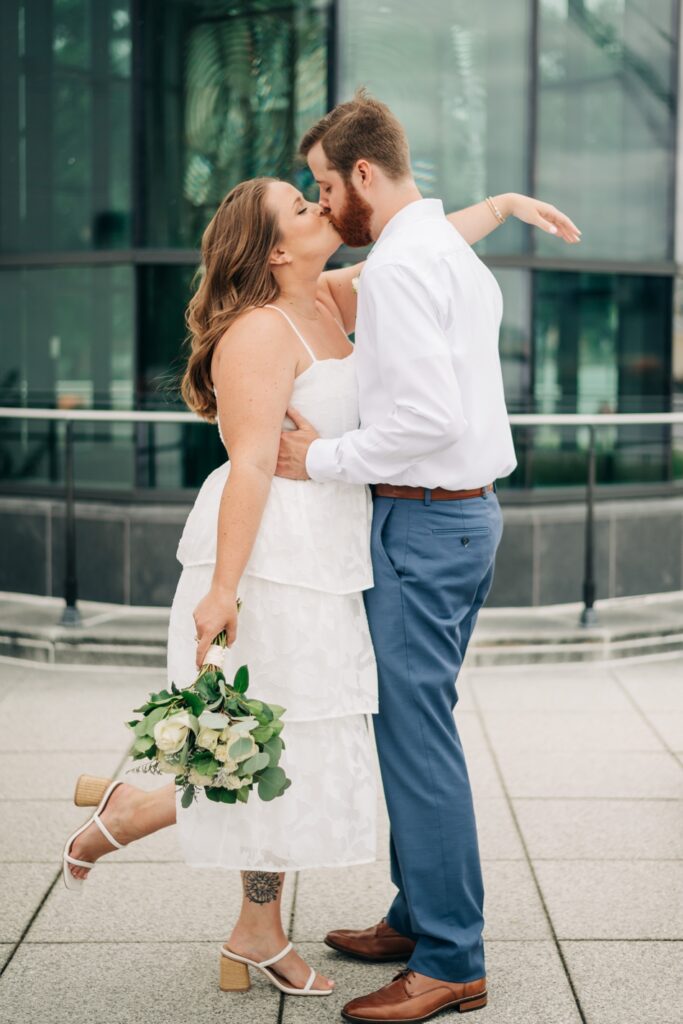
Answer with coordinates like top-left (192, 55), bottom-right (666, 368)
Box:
top-left (214, 746), bottom-right (238, 773)
top-left (154, 710), bottom-right (197, 754)
top-left (196, 727), bottom-right (221, 752)
top-left (221, 773), bottom-right (244, 790)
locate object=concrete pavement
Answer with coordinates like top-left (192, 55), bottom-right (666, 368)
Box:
top-left (0, 652), bottom-right (681, 1023)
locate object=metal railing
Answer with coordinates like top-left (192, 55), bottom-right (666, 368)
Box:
top-left (1, 406), bottom-right (683, 628)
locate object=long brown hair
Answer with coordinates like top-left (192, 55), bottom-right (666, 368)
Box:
top-left (180, 177), bottom-right (282, 421)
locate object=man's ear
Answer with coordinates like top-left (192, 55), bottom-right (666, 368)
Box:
top-left (270, 247), bottom-right (292, 267)
top-left (355, 159), bottom-right (373, 188)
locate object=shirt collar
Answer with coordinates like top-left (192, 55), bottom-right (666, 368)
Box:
top-left (371, 197), bottom-right (445, 253)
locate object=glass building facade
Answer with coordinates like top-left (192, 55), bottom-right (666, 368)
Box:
top-left (1, 0), bottom-right (682, 499)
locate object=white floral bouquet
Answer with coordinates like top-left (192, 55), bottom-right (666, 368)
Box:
top-left (126, 629), bottom-right (291, 808)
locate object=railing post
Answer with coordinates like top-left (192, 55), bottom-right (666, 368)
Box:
top-left (580, 424), bottom-right (598, 626)
top-left (59, 418), bottom-right (82, 627)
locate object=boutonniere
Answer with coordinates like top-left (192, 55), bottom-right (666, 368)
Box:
top-left (351, 270), bottom-right (361, 293)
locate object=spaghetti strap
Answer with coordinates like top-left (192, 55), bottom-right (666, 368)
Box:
top-left (263, 304), bottom-right (318, 363)
top-left (331, 315), bottom-right (350, 339)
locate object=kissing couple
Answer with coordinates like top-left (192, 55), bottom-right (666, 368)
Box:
top-left (62, 89), bottom-right (580, 1021)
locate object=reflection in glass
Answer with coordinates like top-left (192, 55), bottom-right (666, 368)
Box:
top-left (532, 271), bottom-right (672, 485)
top-left (0, 0), bottom-right (132, 253)
top-left (0, 265), bottom-right (135, 488)
top-left (338, 0), bottom-right (531, 255)
top-left (143, 0), bottom-right (331, 249)
top-left (537, 0), bottom-right (676, 261)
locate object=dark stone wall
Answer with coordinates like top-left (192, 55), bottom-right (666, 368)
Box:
top-left (1, 495), bottom-right (681, 608)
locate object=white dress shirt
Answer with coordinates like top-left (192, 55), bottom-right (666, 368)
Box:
top-left (306, 198), bottom-right (517, 489)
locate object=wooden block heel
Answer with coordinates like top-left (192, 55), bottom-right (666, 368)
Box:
top-left (73, 774), bottom-right (113, 807)
top-left (219, 954), bottom-right (251, 992)
top-left (458, 992), bottom-right (487, 1012)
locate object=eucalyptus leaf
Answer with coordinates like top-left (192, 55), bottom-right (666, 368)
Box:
top-left (230, 716), bottom-right (258, 734)
top-left (132, 702), bottom-right (153, 714)
top-left (132, 735), bottom-right (155, 755)
top-left (251, 724), bottom-right (274, 744)
top-left (148, 690), bottom-right (175, 705)
top-left (270, 719), bottom-right (285, 737)
top-left (268, 704), bottom-right (286, 718)
top-left (143, 705), bottom-right (169, 736)
top-left (183, 690), bottom-right (205, 717)
top-left (189, 752), bottom-right (221, 776)
top-left (198, 710), bottom-right (230, 730)
top-left (235, 786), bottom-right (250, 803)
top-left (263, 736), bottom-right (283, 766)
top-left (255, 704), bottom-right (273, 724)
top-left (208, 787), bottom-right (237, 803)
top-left (196, 675), bottom-right (220, 704)
top-left (233, 665), bottom-right (249, 694)
top-left (227, 736), bottom-right (254, 760)
top-left (257, 767), bottom-right (288, 802)
top-left (241, 752), bottom-right (269, 774)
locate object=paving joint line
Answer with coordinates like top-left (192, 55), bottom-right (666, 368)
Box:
top-left (606, 665), bottom-right (683, 772)
top-left (466, 686), bottom-right (589, 1024)
top-left (0, 747), bottom-right (131, 982)
top-left (276, 868), bottom-right (300, 1024)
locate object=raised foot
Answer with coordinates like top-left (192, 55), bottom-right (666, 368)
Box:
top-left (66, 782), bottom-right (140, 881)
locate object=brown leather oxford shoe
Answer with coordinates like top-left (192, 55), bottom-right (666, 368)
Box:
top-left (324, 918), bottom-right (417, 962)
top-left (341, 967), bottom-right (487, 1022)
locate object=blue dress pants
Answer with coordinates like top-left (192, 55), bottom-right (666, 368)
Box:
top-left (363, 489), bottom-right (503, 983)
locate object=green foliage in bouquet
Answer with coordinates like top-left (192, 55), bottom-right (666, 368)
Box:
top-left (125, 630), bottom-right (291, 809)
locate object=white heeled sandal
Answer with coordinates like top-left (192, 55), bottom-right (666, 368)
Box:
top-left (219, 941), bottom-right (333, 996)
top-left (62, 778), bottom-right (126, 891)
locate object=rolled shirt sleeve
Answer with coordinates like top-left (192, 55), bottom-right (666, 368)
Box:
top-left (305, 262), bottom-right (469, 485)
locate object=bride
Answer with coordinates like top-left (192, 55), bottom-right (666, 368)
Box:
top-left (61, 175), bottom-right (578, 997)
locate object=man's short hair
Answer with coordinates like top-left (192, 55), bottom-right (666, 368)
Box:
top-left (299, 87), bottom-right (411, 182)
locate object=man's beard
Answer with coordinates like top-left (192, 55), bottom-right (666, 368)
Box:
top-left (328, 180), bottom-right (374, 247)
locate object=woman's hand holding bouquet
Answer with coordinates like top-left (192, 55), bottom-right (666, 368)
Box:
top-left (126, 610), bottom-right (291, 809)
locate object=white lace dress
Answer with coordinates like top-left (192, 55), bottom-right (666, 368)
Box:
top-left (167, 307), bottom-right (378, 871)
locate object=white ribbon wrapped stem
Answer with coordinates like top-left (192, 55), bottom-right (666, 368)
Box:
top-left (202, 643), bottom-right (226, 668)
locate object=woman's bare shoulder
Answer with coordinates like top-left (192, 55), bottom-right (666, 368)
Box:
top-left (212, 305), bottom-right (296, 381)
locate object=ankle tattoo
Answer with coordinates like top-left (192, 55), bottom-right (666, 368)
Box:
top-left (243, 871), bottom-right (281, 904)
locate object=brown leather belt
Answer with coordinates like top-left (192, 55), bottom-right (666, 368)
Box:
top-left (373, 483), bottom-right (494, 501)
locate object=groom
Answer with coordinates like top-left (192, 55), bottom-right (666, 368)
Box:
top-left (276, 90), bottom-right (516, 1021)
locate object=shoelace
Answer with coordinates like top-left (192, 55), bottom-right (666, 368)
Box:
top-left (392, 968), bottom-right (413, 983)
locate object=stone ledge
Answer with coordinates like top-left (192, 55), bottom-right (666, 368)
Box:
top-left (1, 591), bottom-right (681, 667)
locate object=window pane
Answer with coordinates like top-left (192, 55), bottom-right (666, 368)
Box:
top-left (142, 0), bottom-right (331, 249)
top-left (0, 265), bottom-right (135, 488)
top-left (0, 0), bottom-right (132, 253)
top-left (532, 270), bottom-right (673, 485)
top-left (338, 1), bottom-right (531, 255)
top-left (494, 268), bottom-right (532, 412)
top-left (537, 0), bottom-right (676, 261)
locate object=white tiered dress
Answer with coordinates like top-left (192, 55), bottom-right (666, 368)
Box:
top-left (167, 306), bottom-right (378, 871)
